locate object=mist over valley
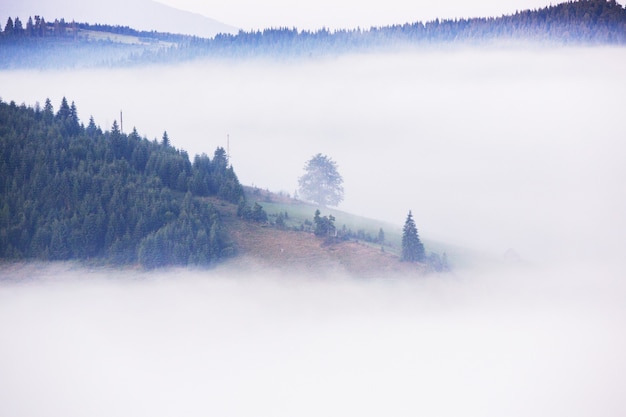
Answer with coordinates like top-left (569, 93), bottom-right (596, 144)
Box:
top-left (2, 46), bottom-right (623, 262)
top-left (1, 260), bottom-right (625, 417)
top-left (2, 44), bottom-right (625, 416)
top-left (1, 2), bottom-right (626, 415)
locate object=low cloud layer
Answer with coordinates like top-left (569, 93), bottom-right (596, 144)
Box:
top-left (1, 47), bottom-right (624, 263)
top-left (1, 45), bottom-right (624, 415)
top-left (1, 260), bottom-right (624, 417)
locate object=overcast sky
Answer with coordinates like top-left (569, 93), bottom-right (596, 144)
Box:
top-left (154, 0), bottom-right (556, 31)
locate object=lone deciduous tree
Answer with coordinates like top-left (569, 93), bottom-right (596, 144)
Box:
top-left (298, 153), bottom-right (344, 207)
top-left (401, 210), bottom-right (425, 262)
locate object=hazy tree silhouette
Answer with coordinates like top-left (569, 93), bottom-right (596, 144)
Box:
top-left (298, 153), bottom-right (344, 207)
top-left (401, 210), bottom-right (425, 262)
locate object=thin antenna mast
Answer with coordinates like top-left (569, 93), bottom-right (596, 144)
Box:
top-left (227, 134), bottom-right (230, 167)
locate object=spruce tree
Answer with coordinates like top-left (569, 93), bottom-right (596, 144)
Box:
top-left (4, 17), bottom-right (14, 36)
top-left (56, 97), bottom-right (70, 120)
top-left (401, 210), bottom-right (425, 262)
top-left (43, 98), bottom-right (54, 121)
top-left (378, 227), bottom-right (385, 244)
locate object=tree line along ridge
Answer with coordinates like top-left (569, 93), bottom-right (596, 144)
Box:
top-left (0, 98), bottom-right (245, 268)
top-left (1, 0), bottom-right (626, 68)
top-left (0, 98), bottom-right (450, 271)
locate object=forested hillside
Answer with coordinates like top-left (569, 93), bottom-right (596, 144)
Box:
top-left (0, 17), bottom-right (180, 69)
top-left (1, 0), bottom-right (625, 68)
top-left (172, 0), bottom-right (626, 59)
top-left (0, 98), bottom-right (244, 268)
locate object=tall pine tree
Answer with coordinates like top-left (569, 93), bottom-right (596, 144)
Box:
top-left (161, 131), bottom-right (170, 147)
top-left (401, 210), bottom-right (425, 262)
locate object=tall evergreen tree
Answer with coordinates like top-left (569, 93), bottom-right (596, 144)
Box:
top-left (213, 147), bottom-right (228, 170)
top-left (56, 97), bottom-right (70, 120)
top-left (35, 16), bottom-right (46, 37)
top-left (68, 101), bottom-right (81, 135)
top-left (111, 119), bottom-right (120, 134)
top-left (4, 17), bottom-right (14, 36)
top-left (86, 116), bottom-right (98, 136)
top-left (13, 17), bottom-right (23, 35)
top-left (43, 98), bottom-right (54, 122)
top-left (401, 210), bottom-right (425, 262)
top-left (26, 17), bottom-right (34, 36)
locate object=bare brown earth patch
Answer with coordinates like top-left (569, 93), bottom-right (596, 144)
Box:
top-left (211, 198), bottom-right (424, 278)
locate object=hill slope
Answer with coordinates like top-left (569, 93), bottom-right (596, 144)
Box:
top-left (213, 195), bottom-right (427, 277)
top-left (0, 98), bottom-right (436, 274)
top-left (0, 98), bottom-right (243, 268)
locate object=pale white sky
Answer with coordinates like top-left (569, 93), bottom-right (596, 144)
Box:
top-left (154, 0), bottom-right (554, 31)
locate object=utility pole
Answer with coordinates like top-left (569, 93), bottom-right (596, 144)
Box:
top-left (227, 134), bottom-right (230, 167)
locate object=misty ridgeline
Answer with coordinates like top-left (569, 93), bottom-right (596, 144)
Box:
top-left (0, 99), bottom-right (450, 272)
top-left (2, 0), bottom-right (625, 270)
top-left (1, 3), bottom-right (626, 416)
top-left (1, 0), bottom-right (626, 69)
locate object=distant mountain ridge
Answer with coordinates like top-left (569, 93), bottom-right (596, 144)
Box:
top-left (0, 0), bottom-right (238, 38)
top-left (1, 0), bottom-right (625, 68)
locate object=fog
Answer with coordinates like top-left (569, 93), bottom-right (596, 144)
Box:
top-left (1, 260), bottom-right (625, 417)
top-left (2, 35), bottom-right (626, 417)
top-left (2, 46), bottom-right (625, 262)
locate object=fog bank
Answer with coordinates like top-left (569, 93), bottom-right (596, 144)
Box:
top-left (0, 261), bottom-right (625, 417)
top-left (1, 47), bottom-right (625, 262)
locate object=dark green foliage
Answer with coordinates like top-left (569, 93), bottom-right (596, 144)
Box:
top-left (237, 199), bottom-right (268, 223)
top-left (190, 150), bottom-right (243, 203)
top-left (86, 116), bottom-right (101, 137)
top-left (161, 131), bottom-right (170, 147)
top-left (137, 193), bottom-right (230, 268)
top-left (0, 98), bottom-right (242, 267)
top-left (401, 211), bottom-right (425, 262)
top-left (313, 209), bottom-right (336, 238)
top-left (337, 226), bottom-right (382, 245)
top-left (251, 203), bottom-right (268, 223)
top-left (144, 141), bottom-right (192, 192)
